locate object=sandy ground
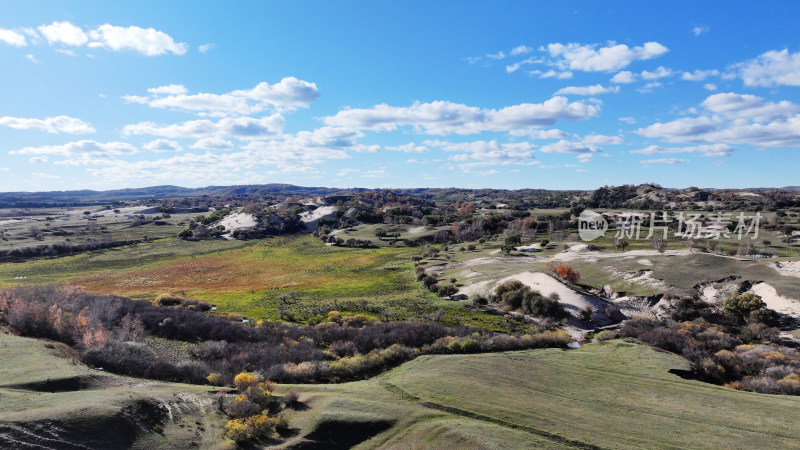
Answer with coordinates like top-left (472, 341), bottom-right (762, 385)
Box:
top-left (218, 211), bottom-right (257, 232)
top-left (749, 283), bottom-right (800, 318)
top-left (0, 219), bottom-right (28, 226)
top-left (407, 226), bottom-right (430, 234)
top-left (299, 206), bottom-right (336, 231)
top-left (94, 206), bottom-right (148, 216)
top-left (772, 261), bottom-right (800, 278)
top-left (515, 244), bottom-right (542, 252)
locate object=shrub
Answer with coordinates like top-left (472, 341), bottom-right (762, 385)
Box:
top-left (207, 372), bottom-right (222, 386)
top-left (554, 265), bottom-right (580, 283)
top-left (227, 395), bottom-right (262, 418)
top-left (224, 418), bottom-right (250, 442)
top-left (723, 293), bottom-right (766, 320)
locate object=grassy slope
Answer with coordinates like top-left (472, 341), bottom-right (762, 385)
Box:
top-left (376, 340), bottom-right (800, 449)
top-left (0, 331), bottom-right (230, 449)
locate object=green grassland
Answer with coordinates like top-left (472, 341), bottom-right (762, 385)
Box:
top-left (277, 339), bottom-right (800, 449)
top-left (0, 331), bottom-right (230, 449)
top-left (0, 235), bottom-right (517, 330)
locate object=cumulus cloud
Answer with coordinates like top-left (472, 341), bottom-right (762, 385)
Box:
top-left (198, 43), bottom-right (216, 53)
top-left (641, 158), bottom-right (690, 165)
top-left (681, 69), bottom-right (720, 81)
top-left (143, 139), bottom-right (183, 152)
top-left (424, 140), bottom-right (538, 170)
top-left (554, 84), bottom-right (619, 95)
top-left (32, 21), bottom-right (186, 56)
top-left (10, 140), bottom-right (137, 158)
top-left (637, 92), bottom-right (800, 147)
top-left (510, 45), bottom-right (533, 55)
top-left (582, 134), bottom-right (623, 145)
top-left (0, 115), bottom-right (95, 134)
top-left (544, 41), bottom-right (668, 72)
top-left (701, 92), bottom-right (797, 122)
top-left (538, 139), bottom-right (602, 160)
top-left (323, 97), bottom-right (599, 135)
top-left (0, 28), bottom-right (27, 46)
top-left (147, 84), bottom-right (188, 95)
top-left (611, 71), bottom-right (636, 84)
top-left (737, 49), bottom-right (800, 87)
top-left (630, 144), bottom-right (733, 157)
top-left (38, 21), bottom-right (88, 46)
top-left (386, 143), bottom-right (429, 153)
top-left (190, 137), bottom-right (234, 151)
top-left (704, 83), bottom-right (717, 91)
top-left (641, 66), bottom-right (673, 80)
top-left (122, 114), bottom-right (285, 140)
top-left (87, 24), bottom-right (186, 55)
top-left (125, 77), bottom-right (319, 116)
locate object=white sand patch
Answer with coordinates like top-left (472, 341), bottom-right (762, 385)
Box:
top-left (515, 244), bottom-right (541, 252)
top-left (773, 261), bottom-right (800, 279)
top-left (459, 269), bottom-right (483, 279)
top-left (607, 268), bottom-right (668, 291)
top-left (737, 192), bottom-right (763, 197)
top-left (498, 271), bottom-right (607, 313)
top-left (407, 226), bottom-right (429, 234)
top-left (217, 211), bottom-right (257, 232)
top-left (0, 219), bottom-right (27, 226)
top-left (299, 206), bottom-right (336, 231)
top-left (749, 283), bottom-right (800, 318)
top-left (95, 206), bottom-right (148, 216)
top-left (637, 259), bottom-right (653, 266)
top-left (489, 249), bottom-right (501, 255)
top-left (702, 286), bottom-right (719, 303)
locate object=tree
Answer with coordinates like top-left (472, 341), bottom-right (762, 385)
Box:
top-left (554, 264), bottom-right (580, 284)
top-left (722, 293), bottom-right (766, 320)
top-left (374, 227), bottom-right (387, 240)
top-left (501, 235), bottom-right (521, 255)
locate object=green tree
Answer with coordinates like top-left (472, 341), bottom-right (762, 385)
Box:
top-left (722, 293), bottom-right (766, 320)
top-left (501, 235), bottom-right (522, 255)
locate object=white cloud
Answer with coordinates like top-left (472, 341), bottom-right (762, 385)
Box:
top-left (323, 97), bottom-right (600, 135)
top-left (544, 41), bottom-right (668, 72)
top-left (510, 45), bottom-right (533, 56)
top-left (0, 115), bottom-right (95, 134)
top-left (24, 54), bottom-right (37, 63)
top-left (425, 139), bottom-right (538, 169)
top-left (582, 134), bottom-right (623, 145)
top-left (611, 71), bottom-right (636, 83)
top-left (637, 93), bottom-right (800, 148)
top-left (529, 69), bottom-right (573, 79)
top-left (486, 51), bottom-right (506, 60)
top-left (87, 24), bottom-right (186, 55)
top-left (737, 49), bottom-right (800, 87)
top-left (0, 28), bottom-right (26, 46)
top-left (619, 117), bottom-right (636, 124)
top-left (637, 81), bottom-right (663, 93)
top-left (692, 26), bottom-right (709, 37)
top-left (0, 167), bottom-right (9, 171)
top-left (29, 156), bottom-right (48, 163)
top-left (143, 139), bottom-right (183, 152)
top-left (32, 172), bottom-right (60, 179)
top-left (641, 66), bottom-right (673, 80)
top-left (147, 84), bottom-right (188, 95)
top-left (701, 92), bottom-right (797, 122)
top-left (34, 21), bottom-right (186, 56)
top-left (190, 137), bottom-right (234, 151)
top-left (554, 84), bottom-right (619, 95)
top-left (126, 77), bottom-right (319, 116)
top-left (10, 140), bottom-right (137, 157)
top-left (123, 114), bottom-right (285, 140)
top-left (386, 143), bottom-right (429, 153)
top-left (681, 69), bottom-right (720, 81)
top-left (539, 140), bottom-right (602, 160)
top-left (508, 128), bottom-right (569, 139)
top-left (336, 168), bottom-right (358, 177)
top-left (631, 144), bottom-right (733, 157)
top-left (198, 43), bottom-right (216, 53)
top-left (641, 158), bottom-right (690, 165)
top-left (362, 168), bottom-right (386, 178)
top-left (704, 83), bottom-right (717, 91)
top-left (38, 21), bottom-right (87, 46)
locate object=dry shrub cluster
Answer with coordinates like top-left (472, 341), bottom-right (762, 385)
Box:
top-left (0, 285), bottom-right (569, 386)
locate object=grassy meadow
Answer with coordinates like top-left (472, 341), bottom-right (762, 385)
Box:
top-left (276, 339), bottom-right (800, 449)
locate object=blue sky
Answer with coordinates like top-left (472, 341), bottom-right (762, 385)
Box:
top-left (1, 1), bottom-right (800, 191)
